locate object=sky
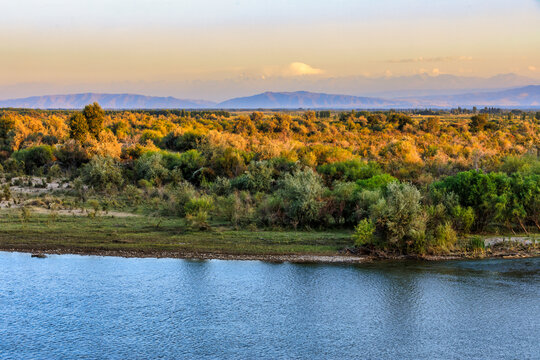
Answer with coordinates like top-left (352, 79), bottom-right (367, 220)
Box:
top-left (0, 0), bottom-right (539, 100)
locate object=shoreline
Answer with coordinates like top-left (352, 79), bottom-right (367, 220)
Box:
top-left (1, 246), bottom-right (538, 264)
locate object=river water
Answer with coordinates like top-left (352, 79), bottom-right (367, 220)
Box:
top-left (0, 252), bottom-right (538, 359)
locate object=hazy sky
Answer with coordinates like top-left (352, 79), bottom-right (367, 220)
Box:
top-left (1, 0), bottom-right (539, 99)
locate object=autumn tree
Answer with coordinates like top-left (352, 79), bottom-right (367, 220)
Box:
top-left (421, 117), bottom-right (440, 133)
top-left (233, 116), bottom-right (256, 135)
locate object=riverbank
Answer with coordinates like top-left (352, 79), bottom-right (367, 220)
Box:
top-left (1, 210), bottom-right (538, 263)
top-left (1, 245), bottom-right (538, 263)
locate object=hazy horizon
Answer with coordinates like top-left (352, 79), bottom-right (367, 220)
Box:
top-left (1, 0), bottom-right (539, 100)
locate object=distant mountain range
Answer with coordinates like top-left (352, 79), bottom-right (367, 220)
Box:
top-left (1, 85), bottom-right (539, 109)
top-left (217, 91), bottom-right (410, 109)
top-left (404, 85), bottom-right (540, 108)
top-left (0, 93), bottom-right (215, 109)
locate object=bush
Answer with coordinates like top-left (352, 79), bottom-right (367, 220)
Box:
top-left (353, 219), bottom-right (375, 247)
top-left (184, 195), bottom-right (214, 216)
top-left (184, 195), bottom-right (214, 230)
top-left (186, 209), bottom-right (211, 230)
top-left (12, 145), bottom-right (54, 174)
top-left (209, 177), bottom-right (233, 196)
top-left (54, 140), bottom-right (89, 168)
top-left (356, 174), bottom-right (397, 191)
top-left (466, 236), bottom-right (485, 252)
top-left (276, 168), bottom-right (325, 227)
top-left (124, 184), bottom-right (143, 206)
top-left (318, 159), bottom-right (381, 183)
top-left (3, 158), bottom-right (23, 174)
top-left (355, 189), bottom-right (383, 220)
top-left (134, 152), bottom-right (168, 184)
top-left (162, 131), bottom-right (205, 152)
top-left (430, 222), bottom-right (457, 252)
top-left (323, 181), bottom-right (359, 225)
top-left (178, 149), bottom-right (205, 181)
top-left (216, 191), bottom-right (255, 226)
top-left (81, 156), bottom-right (123, 191)
top-left (451, 205), bottom-right (475, 233)
top-left (232, 160), bottom-right (274, 193)
top-left (371, 182), bottom-right (426, 250)
top-left (432, 170), bottom-right (509, 231)
top-left (170, 181), bottom-right (198, 216)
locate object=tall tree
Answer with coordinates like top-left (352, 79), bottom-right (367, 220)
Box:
top-left (0, 116), bottom-right (15, 159)
top-left (68, 113), bottom-right (89, 142)
top-left (470, 114), bottom-right (488, 132)
top-left (83, 102), bottom-right (105, 139)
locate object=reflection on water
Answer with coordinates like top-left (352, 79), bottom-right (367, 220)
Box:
top-left (0, 252), bottom-right (538, 359)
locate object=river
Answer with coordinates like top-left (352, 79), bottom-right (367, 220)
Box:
top-left (0, 252), bottom-right (538, 359)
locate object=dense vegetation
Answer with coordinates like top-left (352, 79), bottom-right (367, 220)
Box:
top-left (0, 104), bottom-right (539, 255)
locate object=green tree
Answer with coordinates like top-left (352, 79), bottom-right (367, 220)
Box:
top-left (68, 113), bottom-right (89, 141)
top-left (470, 114), bottom-right (488, 132)
top-left (82, 102), bottom-right (105, 138)
top-left (432, 170), bottom-right (511, 231)
top-left (0, 116), bottom-right (15, 159)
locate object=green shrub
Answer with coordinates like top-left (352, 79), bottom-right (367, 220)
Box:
top-left (452, 205), bottom-right (475, 233)
top-left (352, 219), bottom-right (375, 247)
top-left (184, 195), bottom-right (214, 216)
top-left (431, 222), bottom-right (457, 251)
top-left (124, 184), bottom-right (143, 206)
top-left (186, 208), bottom-right (210, 230)
top-left (324, 181), bottom-right (358, 225)
top-left (178, 150), bottom-right (205, 180)
top-left (140, 130), bottom-right (162, 145)
top-left (162, 131), bottom-right (205, 152)
top-left (356, 174), bottom-right (397, 191)
top-left (216, 191), bottom-right (255, 226)
top-left (2, 184), bottom-right (11, 201)
top-left (82, 156), bottom-right (123, 191)
top-left (54, 140), bottom-right (90, 168)
top-left (276, 168), bottom-right (325, 227)
top-left (134, 152), bottom-right (168, 183)
top-left (184, 195), bottom-right (213, 230)
top-left (232, 160), bottom-right (274, 193)
top-left (12, 145), bottom-right (54, 174)
top-left (370, 182), bottom-right (426, 250)
top-left (466, 236), bottom-right (485, 252)
top-left (87, 199), bottom-right (101, 217)
top-left (48, 164), bottom-right (62, 178)
top-left (210, 177), bottom-right (233, 196)
top-left (318, 159), bottom-right (381, 183)
top-left (355, 189), bottom-right (384, 220)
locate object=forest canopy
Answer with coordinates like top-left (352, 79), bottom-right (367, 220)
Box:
top-left (0, 104), bottom-right (538, 254)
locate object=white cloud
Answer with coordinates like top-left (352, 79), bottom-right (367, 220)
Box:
top-left (261, 62), bottom-right (324, 77)
top-left (287, 62), bottom-right (324, 76)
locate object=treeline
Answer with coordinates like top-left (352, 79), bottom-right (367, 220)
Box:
top-left (0, 103), bottom-right (538, 254)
